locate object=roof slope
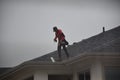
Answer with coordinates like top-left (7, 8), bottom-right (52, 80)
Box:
top-left (31, 26), bottom-right (120, 62)
top-left (0, 68), bottom-right (12, 75)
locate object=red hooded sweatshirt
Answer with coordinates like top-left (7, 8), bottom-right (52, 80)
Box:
top-left (54, 29), bottom-right (65, 42)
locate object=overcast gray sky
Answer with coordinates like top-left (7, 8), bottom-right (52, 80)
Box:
top-left (0, 0), bottom-right (120, 67)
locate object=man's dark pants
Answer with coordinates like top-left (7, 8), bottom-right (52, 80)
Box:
top-left (57, 44), bottom-right (69, 60)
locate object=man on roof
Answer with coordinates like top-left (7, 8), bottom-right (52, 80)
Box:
top-left (53, 26), bottom-right (69, 61)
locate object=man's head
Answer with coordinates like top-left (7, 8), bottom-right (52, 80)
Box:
top-left (53, 26), bottom-right (58, 32)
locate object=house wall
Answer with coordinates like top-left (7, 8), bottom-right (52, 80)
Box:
top-left (34, 71), bottom-right (48, 80)
top-left (32, 57), bottom-right (105, 80)
top-left (70, 59), bottom-right (103, 80)
top-left (1, 55), bottom-right (120, 80)
top-left (34, 69), bottom-right (72, 80)
top-left (90, 59), bottom-right (105, 80)
top-left (32, 55), bottom-right (120, 80)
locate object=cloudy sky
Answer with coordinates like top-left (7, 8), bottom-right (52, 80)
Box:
top-left (0, 0), bottom-right (120, 67)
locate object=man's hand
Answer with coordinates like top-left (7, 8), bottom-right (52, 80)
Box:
top-left (54, 39), bottom-right (57, 42)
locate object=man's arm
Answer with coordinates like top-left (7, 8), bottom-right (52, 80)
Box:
top-left (54, 33), bottom-right (57, 42)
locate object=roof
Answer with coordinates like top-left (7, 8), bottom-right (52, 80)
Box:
top-left (0, 68), bottom-right (12, 75)
top-left (31, 26), bottom-right (120, 62)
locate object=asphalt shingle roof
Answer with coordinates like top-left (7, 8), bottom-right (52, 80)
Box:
top-left (0, 68), bottom-right (12, 75)
top-left (31, 26), bottom-right (120, 62)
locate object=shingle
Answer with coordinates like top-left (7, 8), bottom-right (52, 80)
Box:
top-left (0, 68), bottom-right (12, 75)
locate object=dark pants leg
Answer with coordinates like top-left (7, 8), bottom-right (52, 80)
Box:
top-left (57, 45), bottom-right (62, 60)
top-left (63, 45), bottom-right (69, 58)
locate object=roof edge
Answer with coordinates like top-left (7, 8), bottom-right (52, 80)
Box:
top-left (1, 52), bottom-right (120, 79)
